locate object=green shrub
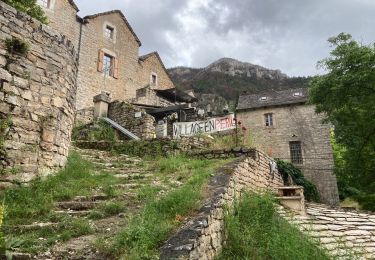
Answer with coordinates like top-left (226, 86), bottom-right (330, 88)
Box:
top-left (0, 205), bottom-right (5, 255)
top-left (91, 120), bottom-right (117, 142)
top-left (72, 119), bottom-right (118, 143)
top-left (4, 38), bottom-right (30, 56)
top-left (2, 0), bottom-right (48, 24)
top-left (276, 160), bottom-right (320, 202)
top-left (356, 193), bottom-right (375, 212)
top-left (218, 193), bottom-right (331, 260)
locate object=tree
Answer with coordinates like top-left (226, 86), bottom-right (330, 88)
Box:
top-left (309, 33), bottom-right (375, 210)
top-left (3, 0), bottom-right (48, 24)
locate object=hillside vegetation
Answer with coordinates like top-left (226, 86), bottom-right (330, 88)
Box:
top-left (168, 58), bottom-right (309, 103)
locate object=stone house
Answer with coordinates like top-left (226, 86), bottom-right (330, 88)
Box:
top-left (236, 88), bottom-right (339, 205)
top-left (37, 0), bottom-right (178, 111)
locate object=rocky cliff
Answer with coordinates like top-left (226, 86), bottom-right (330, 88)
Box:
top-left (168, 58), bottom-right (309, 103)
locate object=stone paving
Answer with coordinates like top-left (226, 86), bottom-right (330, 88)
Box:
top-left (278, 203), bottom-right (375, 259)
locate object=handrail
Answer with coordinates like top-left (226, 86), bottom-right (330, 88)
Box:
top-left (101, 117), bottom-right (140, 140)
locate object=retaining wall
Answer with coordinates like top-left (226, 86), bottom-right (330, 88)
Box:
top-left (108, 101), bottom-right (155, 139)
top-left (160, 150), bottom-right (284, 259)
top-left (0, 2), bottom-right (78, 186)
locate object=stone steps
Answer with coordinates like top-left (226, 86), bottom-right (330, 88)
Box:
top-left (36, 147), bottom-right (159, 259)
top-left (56, 201), bottom-right (99, 211)
top-left (280, 203), bottom-right (375, 259)
top-left (5, 222), bottom-right (59, 232)
top-left (53, 210), bottom-right (92, 217)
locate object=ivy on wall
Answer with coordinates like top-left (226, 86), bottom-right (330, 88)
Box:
top-left (276, 159), bottom-right (320, 202)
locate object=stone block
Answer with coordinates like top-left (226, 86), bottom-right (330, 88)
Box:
top-left (0, 67), bottom-right (12, 82)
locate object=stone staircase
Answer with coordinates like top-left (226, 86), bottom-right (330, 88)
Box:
top-left (278, 203), bottom-right (375, 259)
top-left (7, 147), bottom-right (167, 260)
top-left (276, 186), bottom-right (306, 215)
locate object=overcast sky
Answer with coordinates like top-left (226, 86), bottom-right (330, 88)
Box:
top-left (75, 0), bottom-right (375, 76)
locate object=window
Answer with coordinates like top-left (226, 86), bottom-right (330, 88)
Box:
top-left (105, 26), bottom-right (114, 40)
top-left (37, 0), bottom-right (50, 8)
top-left (103, 54), bottom-right (114, 76)
top-left (290, 141), bottom-right (303, 164)
top-left (151, 74), bottom-right (157, 85)
top-left (264, 113), bottom-right (273, 127)
top-left (98, 50), bottom-right (119, 78)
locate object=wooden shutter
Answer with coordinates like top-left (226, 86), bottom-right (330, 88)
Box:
top-left (97, 50), bottom-right (104, 72)
top-left (113, 58), bottom-right (119, 79)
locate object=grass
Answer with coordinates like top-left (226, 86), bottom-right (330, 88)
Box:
top-left (340, 197), bottom-right (360, 209)
top-left (89, 201), bottom-right (126, 220)
top-left (1, 151), bottom-right (119, 225)
top-left (1, 150), bottom-right (230, 257)
top-left (209, 131), bottom-right (254, 150)
top-left (0, 151), bottom-right (120, 254)
top-left (95, 155), bottom-right (229, 259)
top-left (217, 193), bottom-right (332, 260)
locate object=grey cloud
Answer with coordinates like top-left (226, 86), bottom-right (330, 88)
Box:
top-left (75, 0), bottom-right (375, 76)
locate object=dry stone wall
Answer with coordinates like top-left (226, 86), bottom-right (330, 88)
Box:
top-left (74, 107), bottom-right (94, 126)
top-left (160, 150), bottom-right (284, 259)
top-left (41, 0), bottom-right (80, 50)
top-left (0, 2), bottom-right (78, 185)
top-left (108, 101), bottom-right (155, 139)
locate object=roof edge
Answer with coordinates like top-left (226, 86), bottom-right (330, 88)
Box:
top-left (236, 100), bottom-right (309, 111)
top-left (68, 0), bottom-right (79, 11)
top-left (139, 51), bottom-right (175, 89)
top-left (83, 10), bottom-right (141, 46)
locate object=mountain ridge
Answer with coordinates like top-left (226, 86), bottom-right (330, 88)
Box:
top-left (168, 57), bottom-right (309, 103)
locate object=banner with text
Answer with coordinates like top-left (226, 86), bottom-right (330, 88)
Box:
top-left (173, 114), bottom-right (236, 138)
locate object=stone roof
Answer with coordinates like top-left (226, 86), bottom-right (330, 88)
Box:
top-left (237, 88), bottom-right (309, 111)
top-left (68, 0), bottom-right (79, 11)
top-left (83, 10), bottom-right (141, 46)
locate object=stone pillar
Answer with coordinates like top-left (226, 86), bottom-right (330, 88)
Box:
top-left (93, 93), bottom-right (111, 118)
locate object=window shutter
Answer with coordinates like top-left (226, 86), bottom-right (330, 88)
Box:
top-left (97, 50), bottom-right (104, 72)
top-left (113, 58), bottom-right (119, 79)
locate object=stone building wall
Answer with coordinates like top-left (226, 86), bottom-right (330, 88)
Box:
top-left (137, 53), bottom-right (174, 90)
top-left (0, 2), bottom-right (78, 185)
top-left (75, 107), bottom-right (94, 125)
top-left (76, 12), bottom-right (141, 110)
top-left (160, 150), bottom-right (284, 259)
top-left (39, 2), bottom-right (177, 112)
top-left (131, 86), bottom-right (175, 107)
top-left (237, 104), bottom-right (339, 206)
top-left (108, 101), bottom-right (155, 139)
top-left (40, 0), bottom-right (81, 50)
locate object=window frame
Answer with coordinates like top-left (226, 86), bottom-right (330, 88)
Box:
top-left (289, 141), bottom-right (303, 164)
top-left (103, 54), bottom-right (114, 76)
top-left (105, 26), bottom-right (114, 40)
top-left (264, 113), bottom-right (274, 127)
top-left (38, 0), bottom-right (51, 8)
top-left (103, 22), bottom-right (117, 43)
top-left (150, 72), bottom-right (158, 86)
